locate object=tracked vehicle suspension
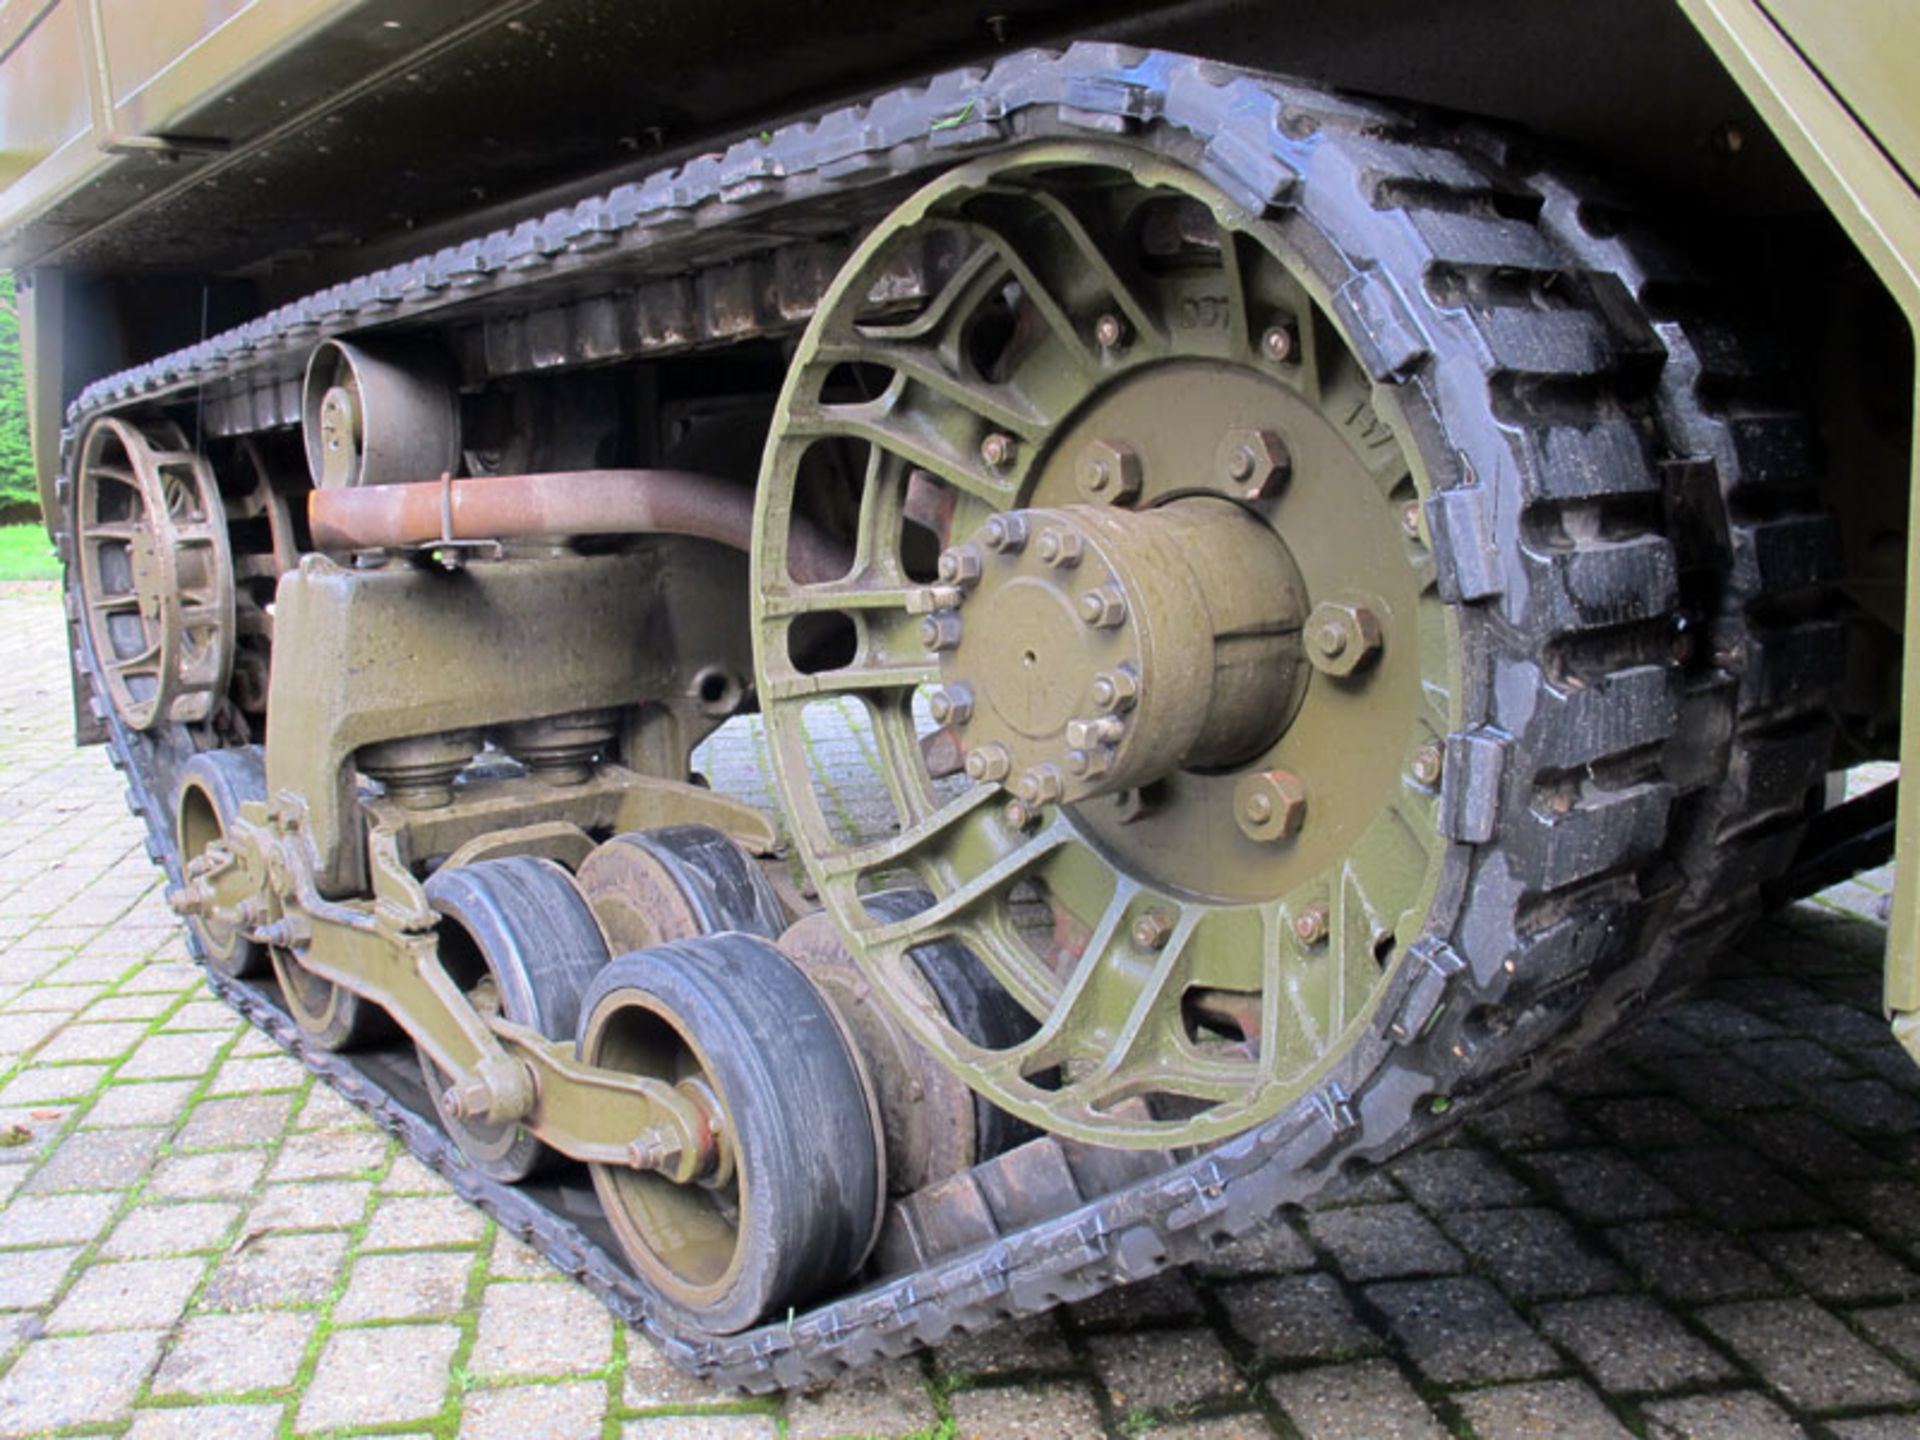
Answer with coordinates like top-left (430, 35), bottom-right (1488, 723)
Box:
top-left (62, 43), bottom-right (1841, 1390)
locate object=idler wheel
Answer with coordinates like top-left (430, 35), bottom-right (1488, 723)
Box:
top-left (73, 415), bottom-right (236, 731)
top-left (420, 856), bottom-right (612, 1182)
top-left (174, 746), bottom-right (269, 980)
top-left (576, 933), bottom-right (883, 1334)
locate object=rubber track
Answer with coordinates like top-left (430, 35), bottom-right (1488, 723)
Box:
top-left (68, 45), bottom-right (1726, 1390)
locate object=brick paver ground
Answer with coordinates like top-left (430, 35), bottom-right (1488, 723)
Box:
top-left (2, 579), bottom-right (1917, 1438)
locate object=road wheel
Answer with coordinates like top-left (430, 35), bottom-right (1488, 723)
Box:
top-left (577, 933), bottom-right (882, 1334)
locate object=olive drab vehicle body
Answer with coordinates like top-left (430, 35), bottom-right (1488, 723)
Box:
top-left (0, 0), bottom-right (1913, 1386)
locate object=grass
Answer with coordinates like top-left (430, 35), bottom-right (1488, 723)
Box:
top-left (0, 522), bottom-right (57, 581)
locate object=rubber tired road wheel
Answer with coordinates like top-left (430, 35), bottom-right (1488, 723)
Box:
top-left (421, 856), bottom-right (612, 1183)
top-left (175, 746), bottom-right (269, 979)
top-left (576, 933), bottom-right (881, 1335)
top-left (576, 825), bottom-right (788, 953)
top-left (273, 945), bottom-right (388, 1052)
top-left (752, 132), bottom-right (1694, 1155)
top-left (781, 887), bottom-right (1036, 1193)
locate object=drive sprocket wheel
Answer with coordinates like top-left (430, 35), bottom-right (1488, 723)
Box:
top-left (73, 416), bottom-right (236, 730)
top-left (752, 141), bottom-right (1684, 1151)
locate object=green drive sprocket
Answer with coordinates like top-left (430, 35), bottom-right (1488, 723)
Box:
top-left (751, 145), bottom-right (1461, 1148)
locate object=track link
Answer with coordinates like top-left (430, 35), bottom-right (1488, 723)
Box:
top-left (64, 44), bottom-right (1829, 1390)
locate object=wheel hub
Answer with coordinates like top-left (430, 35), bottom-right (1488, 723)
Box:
top-left (929, 497), bottom-right (1309, 821)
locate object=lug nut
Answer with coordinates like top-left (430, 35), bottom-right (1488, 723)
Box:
top-left (1036, 528), bottom-right (1084, 568)
top-left (1304, 598), bottom-right (1383, 677)
top-left (1095, 312), bottom-right (1129, 350)
top-left (982, 512), bottom-right (1030, 553)
top-left (1132, 908), bottom-right (1175, 951)
top-left (1401, 500), bottom-right (1424, 540)
top-left (1065, 715), bottom-right (1126, 749)
top-left (1215, 427), bottom-right (1290, 499)
top-left (1013, 765), bottom-right (1064, 806)
top-left (1079, 585), bottom-right (1127, 628)
top-left (1076, 438), bottom-right (1142, 506)
top-left (1261, 325), bottom-right (1296, 363)
top-left (1091, 667), bottom-right (1140, 713)
top-left (929, 684), bottom-right (974, 726)
top-left (1410, 741), bottom-right (1444, 787)
top-left (1293, 902), bottom-right (1330, 947)
top-left (980, 431), bottom-right (1017, 470)
top-left (919, 612), bottom-right (963, 651)
top-left (965, 742), bottom-right (1012, 783)
top-left (1234, 769), bottom-right (1308, 843)
top-left (937, 545), bottom-right (984, 586)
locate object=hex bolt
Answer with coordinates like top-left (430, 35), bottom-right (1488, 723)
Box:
top-left (982, 512), bottom-right (1030, 553)
top-left (1036, 528), bottom-right (1084, 568)
top-left (1293, 902), bottom-right (1330, 947)
top-left (919, 612), bottom-right (964, 651)
top-left (905, 584), bottom-right (964, 615)
top-left (1303, 598), bottom-right (1384, 677)
top-left (1065, 746), bottom-right (1114, 778)
top-left (980, 431), bottom-right (1017, 470)
top-left (1095, 312), bottom-right (1129, 350)
top-left (1235, 769), bottom-right (1308, 843)
top-left (1261, 325), bottom-right (1297, 363)
top-left (1076, 439), bottom-right (1142, 505)
top-left (965, 742), bottom-right (1012, 783)
top-left (1401, 500), bottom-right (1424, 540)
top-left (1066, 715), bottom-right (1126, 749)
top-left (1013, 765), bottom-right (1064, 806)
top-left (1132, 908), bottom-right (1175, 951)
top-left (444, 1075), bottom-right (496, 1123)
top-left (1080, 585), bottom-right (1128, 628)
top-left (938, 545), bottom-right (984, 587)
top-left (1091, 667), bottom-right (1140, 713)
top-left (626, 1127), bottom-right (683, 1172)
top-left (1215, 427), bottom-right (1291, 499)
top-left (929, 684), bottom-right (975, 727)
top-left (1410, 741), bottom-right (1444, 787)
top-left (1003, 798), bottom-right (1039, 831)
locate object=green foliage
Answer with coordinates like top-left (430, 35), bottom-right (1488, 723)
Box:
top-left (0, 525), bottom-right (57, 581)
top-left (0, 273), bottom-right (33, 518)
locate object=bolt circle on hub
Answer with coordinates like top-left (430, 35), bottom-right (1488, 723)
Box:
top-left (751, 144), bottom-right (1458, 1148)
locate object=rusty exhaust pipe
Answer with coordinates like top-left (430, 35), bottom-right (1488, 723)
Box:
top-left (307, 470), bottom-right (852, 584)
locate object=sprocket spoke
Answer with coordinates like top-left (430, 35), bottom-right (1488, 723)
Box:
top-left (784, 401), bottom-right (1023, 511)
top-left (814, 338), bottom-right (1056, 442)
